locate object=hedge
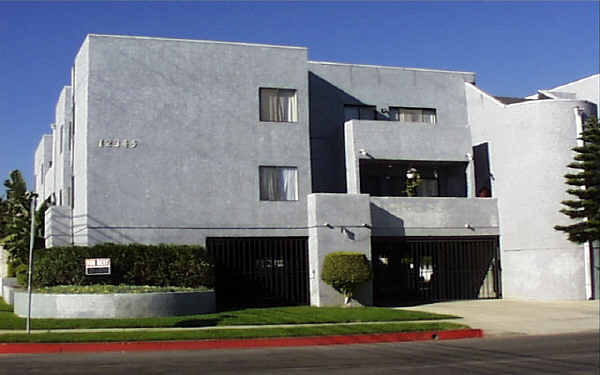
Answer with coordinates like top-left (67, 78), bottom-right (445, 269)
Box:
top-left (27, 243), bottom-right (214, 289)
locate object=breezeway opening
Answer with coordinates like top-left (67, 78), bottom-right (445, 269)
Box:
top-left (372, 236), bottom-right (501, 306)
top-left (207, 237), bottom-right (309, 310)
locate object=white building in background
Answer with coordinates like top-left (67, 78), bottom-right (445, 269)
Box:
top-left (467, 74), bottom-right (599, 300)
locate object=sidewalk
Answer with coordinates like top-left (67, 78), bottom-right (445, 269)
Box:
top-left (402, 299), bottom-right (599, 337)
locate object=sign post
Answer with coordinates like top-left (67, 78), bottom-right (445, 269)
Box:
top-left (26, 194), bottom-right (37, 335)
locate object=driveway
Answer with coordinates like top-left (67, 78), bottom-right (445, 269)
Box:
top-left (402, 299), bottom-right (599, 336)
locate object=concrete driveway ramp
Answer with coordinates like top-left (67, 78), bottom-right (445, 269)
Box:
top-left (402, 299), bottom-right (599, 336)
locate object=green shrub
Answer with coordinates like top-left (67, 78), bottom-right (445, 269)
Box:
top-left (29, 243), bottom-right (214, 289)
top-left (7, 260), bottom-right (18, 278)
top-left (15, 263), bottom-right (28, 287)
top-left (321, 251), bottom-right (372, 304)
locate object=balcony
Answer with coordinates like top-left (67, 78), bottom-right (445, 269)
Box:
top-left (370, 196), bottom-right (499, 237)
top-left (345, 120), bottom-right (473, 162)
top-left (345, 120), bottom-right (474, 194)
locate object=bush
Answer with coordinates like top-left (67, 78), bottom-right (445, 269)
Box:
top-left (321, 251), bottom-right (372, 304)
top-left (15, 263), bottom-right (28, 287)
top-left (29, 243), bottom-right (215, 289)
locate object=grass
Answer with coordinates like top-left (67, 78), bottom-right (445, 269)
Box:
top-left (35, 285), bottom-right (211, 294)
top-left (0, 297), bottom-right (458, 330)
top-left (0, 322), bottom-right (468, 343)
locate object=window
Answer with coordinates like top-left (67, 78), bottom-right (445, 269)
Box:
top-left (390, 107), bottom-right (437, 124)
top-left (60, 126), bottom-right (64, 154)
top-left (260, 88), bottom-right (298, 122)
top-left (259, 166), bottom-right (298, 201)
top-left (344, 105), bottom-right (376, 121)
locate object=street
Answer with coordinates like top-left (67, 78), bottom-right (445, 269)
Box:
top-left (0, 332), bottom-right (597, 374)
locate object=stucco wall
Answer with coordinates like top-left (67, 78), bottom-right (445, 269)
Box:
top-left (45, 206), bottom-right (72, 247)
top-left (74, 35), bottom-right (311, 245)
top-left (370, 197), bottom-right (499, 237)
top-left (72, 37), bottom-right (90, 245)
top-left (307, 193), bottom-right (372, 306)
top-left (33, 134), bottom-right (53, 203)
top-left (467, 83), bottom-right (597, 299)
top-left (52, 86), bottom-right (73, 208)
top-left (547, 74), bottom-right (599, 106)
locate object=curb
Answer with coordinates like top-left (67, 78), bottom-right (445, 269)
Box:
top-left (0, 329), bottom-right (483, 354)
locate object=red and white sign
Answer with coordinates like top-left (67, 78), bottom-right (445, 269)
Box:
top-left (85, 258), bottom-right (111, 275)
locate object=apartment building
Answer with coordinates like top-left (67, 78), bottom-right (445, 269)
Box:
top-left (33, 34), bottom-right (595, 306)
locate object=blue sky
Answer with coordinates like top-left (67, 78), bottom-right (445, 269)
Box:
top-left (1, 1), bottom-right (598, 190)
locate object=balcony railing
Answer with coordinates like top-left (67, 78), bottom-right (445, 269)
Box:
top-left (370, 196), bottom-right (499, 237)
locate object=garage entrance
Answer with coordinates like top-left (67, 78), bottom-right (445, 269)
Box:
top-left (206, 237), bottom-right (309, 309)
top-left (372, 237), bottom-right (501, 306)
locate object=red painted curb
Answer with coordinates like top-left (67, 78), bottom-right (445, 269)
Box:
top-left (0, 329), bottom-right (483, 354)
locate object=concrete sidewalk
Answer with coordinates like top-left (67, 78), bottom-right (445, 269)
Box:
top-left (402, 299), bottom-right (599, 337)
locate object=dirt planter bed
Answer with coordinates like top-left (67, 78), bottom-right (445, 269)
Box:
top-left (12, 290), bottom-right (216, 318)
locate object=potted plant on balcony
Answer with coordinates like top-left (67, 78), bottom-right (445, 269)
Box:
top-left (404, 168), bottom-right (422, 197)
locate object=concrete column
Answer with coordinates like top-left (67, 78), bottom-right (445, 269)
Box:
top-left (308, 193), bottom-right (373, 306)
top-left (0, 246), bottom-right (8, 279)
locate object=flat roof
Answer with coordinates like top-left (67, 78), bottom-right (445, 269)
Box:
top-left (308, 60), bottom-right (476, 76)
top-left (87, 34), bottom-right (308, 51)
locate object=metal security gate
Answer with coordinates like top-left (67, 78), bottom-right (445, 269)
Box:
top-left (372, 237), bottom-right (501, 306)
top-left (207, 237), bottom-right (309, 309)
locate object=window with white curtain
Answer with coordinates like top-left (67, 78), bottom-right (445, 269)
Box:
top-left (260, 88), bottom-right (298, 122)
top-left (259, 166), bottom-right (298, 201)
top-left (389, 107), bottom-right (437, 124)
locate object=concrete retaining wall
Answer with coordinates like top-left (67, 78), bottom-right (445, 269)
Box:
top-left (0, 246), bottom-right (7, 279)
top-left (13, 290), bottom-right (216, 318)
top-left (1, 278), bottom-right (20, 305)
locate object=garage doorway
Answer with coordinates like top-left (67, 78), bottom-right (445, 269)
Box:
top-left (207, 237), bottom-right (309, 309)
top-left (372, 237), bottom-right (501, 306)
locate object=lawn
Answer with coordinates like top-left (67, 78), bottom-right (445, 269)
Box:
top-left (0, 322), bottom-right (468, 343)
top-left (0, 297), bottom-right (458, 330)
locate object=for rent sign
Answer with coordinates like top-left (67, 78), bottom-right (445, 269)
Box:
top-left (85, 258), bottom-right (111, 275)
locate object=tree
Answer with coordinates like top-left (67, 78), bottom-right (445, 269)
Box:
top-left (0, 170), bottom-right (46, 274)
top-left (555, 117), bottom-right (600, 243)
top-left (0, 196), bottom-right (8, 238)
top-left (321, 251), bottom-right (372, 305)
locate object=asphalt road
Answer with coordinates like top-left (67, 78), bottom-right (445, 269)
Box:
top-left (0, 332), bottom-right (597, 374)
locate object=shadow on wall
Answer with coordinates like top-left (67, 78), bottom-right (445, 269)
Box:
top-left (369, 202), bottom-right (406, 237)
top-left (83, 214), bottom-right (139, 244)
top-left (309, 72), bottom-right (371, 194)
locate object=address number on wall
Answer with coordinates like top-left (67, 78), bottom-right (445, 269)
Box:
top-left (98, 139), bottom-right (139, 149)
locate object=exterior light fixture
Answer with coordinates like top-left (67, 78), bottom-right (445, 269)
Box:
top-left (359, 149), bottom-right (368, 156)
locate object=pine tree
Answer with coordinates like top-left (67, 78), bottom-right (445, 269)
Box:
top-left (555, 117), bottom-right (600, 243)
top-left (0, 170), bottom-right (47, 272)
